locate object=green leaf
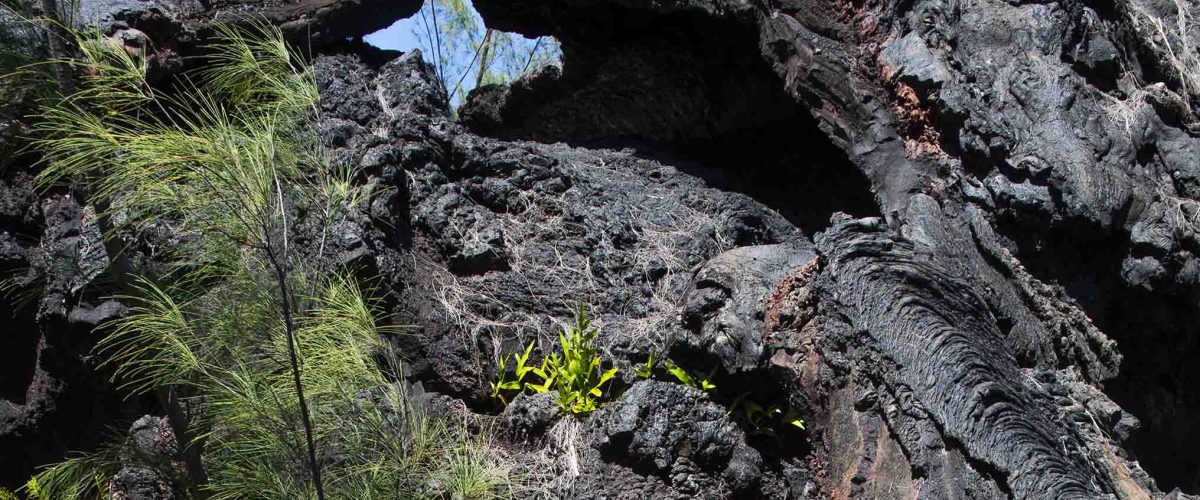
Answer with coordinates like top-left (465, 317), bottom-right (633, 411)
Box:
top-left (590, 367), bottom-right (617, 397)
top-left (515, 341), bottom-right (534, 370)
top-left (528, 374), bottom-right (553, 393)
top-left (635, 351), bottom-right (655, 380)
top-left (785, 408), bottom-right (806, 430)
top-left (664, 361), bottom-right (697, 388)
top-left (598, 366), bottom-right (618, 385)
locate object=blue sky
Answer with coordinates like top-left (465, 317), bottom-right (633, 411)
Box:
top-left (363, 15), bottom-right (422, 52)
top-left (364, 0), bottom-right (484, 52)
top-left (361, 0), bottom-right (560, 108)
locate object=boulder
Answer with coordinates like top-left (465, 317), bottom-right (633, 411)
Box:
top-left (672, 244), bottom-right (815, 374)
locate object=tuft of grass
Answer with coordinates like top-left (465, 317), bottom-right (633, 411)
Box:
top-left (437, 429), bottom-right (517, 499)
top-left (1125, 0), bottom-right (1200, 113)
top-left (29, 20), bottom-right (521, 500)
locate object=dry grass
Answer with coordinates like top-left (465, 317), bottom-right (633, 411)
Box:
top-left (522, 417), bottom-right (584, 497)
top-left (1100, 1), bottom-right (1200, 138)
top-left (411, 150), bottom-right (739, 366)
top-left (1154, 181), bottom-right (1200, 236)
top-left (1126, 0), bottom-right (1200, 112)
top-left (1100, 83), bottom-right (1152, 140)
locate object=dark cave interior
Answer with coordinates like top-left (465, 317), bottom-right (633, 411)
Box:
top-left (459, 5), bottom-right (881, 236)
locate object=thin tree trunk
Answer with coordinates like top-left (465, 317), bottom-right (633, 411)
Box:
top-left (40, 0), bottom-right (73, 93)
top-left (268, 249), bottom-right (325, 500)
top-left (475, 29), bottom-right (494, 89)
top-left (430, 0), bottom-right (445, 87)
top-left (161, 387), bottom-right (211, 498)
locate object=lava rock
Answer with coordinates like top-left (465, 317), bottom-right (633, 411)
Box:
top-left (672, 244), bottom-right (815, 374)
top-left (121, 416), bottom-right (179, 468)
top-left (499, 392), bottom-right (559, 442)
top-left (592, 380), bottom-right (760, 493)
top-left (110, 415), bottom-right (183, 500)
top-left (880, 31), bottom-right (951, 92)
top-left (110, 466), bottom-right (176, 500)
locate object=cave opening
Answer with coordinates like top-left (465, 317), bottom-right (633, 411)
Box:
top-left (0, 184), bottom-right (41, 406)
top-left (1103, 289), bottom-right (1200, 493)
top-left (460, 5), bottom-right (880, 236)
top-left (646, 111), bottom-right (881, 237)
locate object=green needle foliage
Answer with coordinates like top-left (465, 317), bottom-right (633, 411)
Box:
top-left (28, 21), bottom-right (518, 500)
top-left (0, 1), bottom-right (55, 172)
top-left (32, 19), bottom-right (330, 498)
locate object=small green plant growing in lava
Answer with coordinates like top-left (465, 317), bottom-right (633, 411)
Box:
top-left (731, 396), bottom-right (806, 437)
top-left (0, 477), bottom-right (51, 500)
top-left (490, 340), bottom-right (537, 405)
top-left (645, 357), bottom-right (806, 437)
top-left (664, 360), bottom-right (717, 392)
top-left (491, 303), bottom-right (619, 415)
top-left (634, 349), bottom-right (657, 380)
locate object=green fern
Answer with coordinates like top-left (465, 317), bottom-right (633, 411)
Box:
top-left (493, 303), bottom-right (619, 415)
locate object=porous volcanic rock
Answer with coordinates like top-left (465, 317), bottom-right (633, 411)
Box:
top-left (461, 0), bottom-right (1200, 496)
top-left (5, 0), bottom-right (1200, 497)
